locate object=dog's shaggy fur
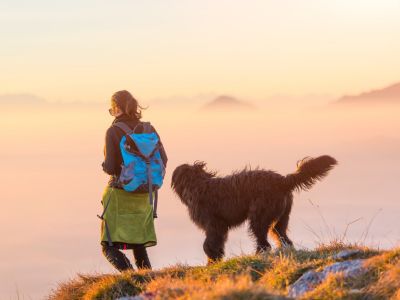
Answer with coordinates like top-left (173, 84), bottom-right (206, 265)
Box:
top-left (171, 155), bottom-right (337, 262)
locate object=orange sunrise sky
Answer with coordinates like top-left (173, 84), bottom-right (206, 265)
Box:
top-left (2, 0), bottom-right (400, 103)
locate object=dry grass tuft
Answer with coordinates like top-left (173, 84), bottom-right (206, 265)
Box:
top-left (47, 273), bottom-right (107, 300)
top-left (260, 252), bottom-right (305, 292)
top-left (362, 248), bottom-right (400, 299)
top-left (83, 272), bottom-right (142, 300)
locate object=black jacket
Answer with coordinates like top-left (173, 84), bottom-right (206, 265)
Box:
top-left (102, 114), bottom-right (168, 187)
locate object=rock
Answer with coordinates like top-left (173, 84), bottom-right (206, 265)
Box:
top-left (287, 270), bottom-right (324, 298)
top-left (348, 288), bottom-right (363, 295)
top-left (332, 249), bottom-right (362, 260)
top-left (323, 259), bottom-right (366, 277)
top-left (288, 259), bottom-right (368, 298)
top-left (117, 292), bottom-right (156, 300)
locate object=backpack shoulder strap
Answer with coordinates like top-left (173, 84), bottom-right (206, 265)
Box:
top-left (114, 122), bottom-right (133, 135)
top-left (142, 122), bottom-right (152, 133)
top-left (132, 121), bottom-right (153, 133)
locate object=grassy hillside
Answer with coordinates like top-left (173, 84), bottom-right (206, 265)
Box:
top-left (47, 242), bottom-right (400, 300)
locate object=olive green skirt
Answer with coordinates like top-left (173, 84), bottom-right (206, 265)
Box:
top-left (100, 187), bottom-right (157, 247)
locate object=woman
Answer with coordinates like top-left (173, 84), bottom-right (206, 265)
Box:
top-left (100, 90), bottom-right (167, 272)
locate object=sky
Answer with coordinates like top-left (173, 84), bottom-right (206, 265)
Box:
top-left (2, 0), bottom-right (400, 103)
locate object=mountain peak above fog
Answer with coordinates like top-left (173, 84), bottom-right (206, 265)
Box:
top-left (202, 95), bottom-right (254, 110)
top-left (337, 82), bottom-right (400, 104)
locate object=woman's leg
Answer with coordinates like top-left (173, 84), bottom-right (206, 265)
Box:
top-left (102, 244), bottom-right (133, 272)
top-left (132, 245), bottom-right (152, 269)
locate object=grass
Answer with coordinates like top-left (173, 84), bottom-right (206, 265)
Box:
top-left (46, 242), bottom-right (400, 300)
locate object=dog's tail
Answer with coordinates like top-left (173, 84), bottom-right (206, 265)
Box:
top-left (284, 155), bottom-right (337, 192)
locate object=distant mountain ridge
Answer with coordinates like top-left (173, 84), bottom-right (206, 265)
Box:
top-left (0, 94), bottom-right (106, 108)
top-left (337, 82), bottom-right (400, 104)
top-left (0, 93), bottom-right (46, 105)
top-left (202, 95), bottom-right (255, 110)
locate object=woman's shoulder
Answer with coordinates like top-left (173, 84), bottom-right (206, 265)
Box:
top-left (109, 118), bottom-right (139, 132)
top-left (105, 126), bottom-right (120, 143)
top-left (108, 118), bottom-right (157, 135)
top-left (132, 120), bottom-right (157, 133)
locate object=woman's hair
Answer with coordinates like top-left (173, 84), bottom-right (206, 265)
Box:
top-left (111, 90), bottom-right (145, 120)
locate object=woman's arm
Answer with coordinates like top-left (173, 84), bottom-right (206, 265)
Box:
top-left (102, 127), bottom-right (122, 175)
top-left (151, 125), bottom-right (168, 167)
top-left (159, 141), bottom-right (168, 168)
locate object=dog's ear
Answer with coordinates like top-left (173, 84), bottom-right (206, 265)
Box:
top-left (193, 161), bottom-right (218, 178)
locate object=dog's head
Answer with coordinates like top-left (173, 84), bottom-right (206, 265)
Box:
top-left (171, 161), bottom-right (216, 196)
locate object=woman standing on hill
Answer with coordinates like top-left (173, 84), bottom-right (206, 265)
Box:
top-left (100, 90), bottom-right (168, 272)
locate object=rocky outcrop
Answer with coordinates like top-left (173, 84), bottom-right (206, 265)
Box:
top-left (288, 257), bottom-right (368, 298)
top-left (332, 249), bottom-right (362, 260)
top-left (117, 292), bottom-right (156, 300)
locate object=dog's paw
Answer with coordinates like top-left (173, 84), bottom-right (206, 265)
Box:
top-left (207, 257), bottom-right (222, 266)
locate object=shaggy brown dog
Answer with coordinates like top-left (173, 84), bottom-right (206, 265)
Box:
top-left (171, 155), bottom-right (337, 262)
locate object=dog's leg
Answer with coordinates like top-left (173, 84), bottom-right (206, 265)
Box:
top-left (270, 195), bottom-right (294, 248)
top-left (203, 225), bottom-right (228, 264)
top-left (248, 209), bottom-right (274, 254)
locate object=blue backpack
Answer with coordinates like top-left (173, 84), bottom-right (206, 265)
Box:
top-left (114, 121), bottom-right (165, 217)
